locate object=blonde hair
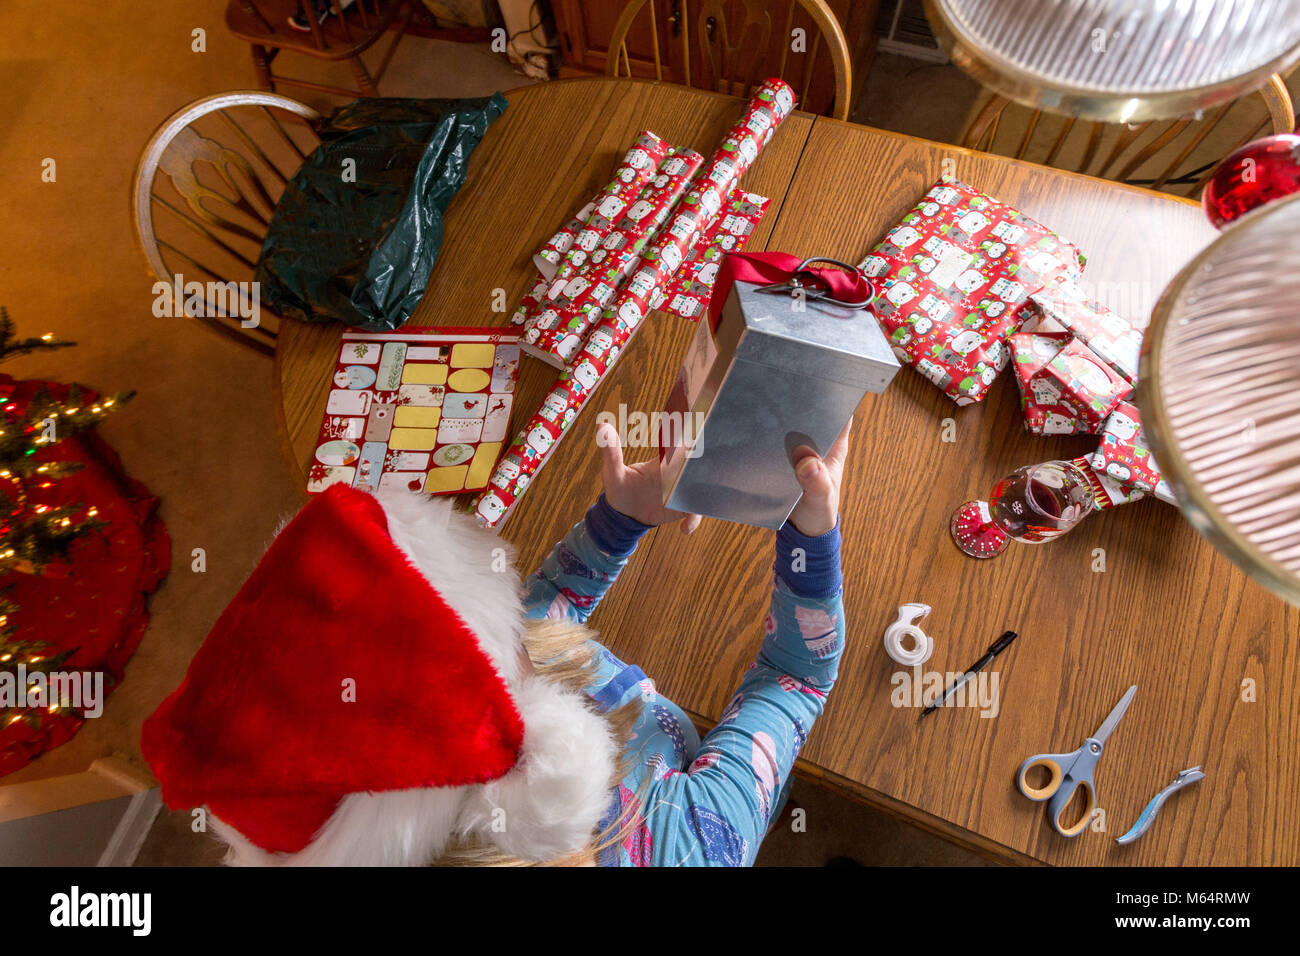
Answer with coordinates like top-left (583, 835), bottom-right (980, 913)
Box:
top-left (430, 617), bottom-right (645, 866)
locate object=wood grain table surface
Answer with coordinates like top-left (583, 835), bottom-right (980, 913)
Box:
top-left (276, 77), bottom-right (1300, 866)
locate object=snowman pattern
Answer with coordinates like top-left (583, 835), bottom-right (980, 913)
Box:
top-left (526, 424), bottom-right (555, 456)
top-left (572, 359), bottom-right (601, 391)
top-left (624, 199), bottom-right (654, 224)
top-left (698, 187), bottom-right (722, 219)
top-left (854, 177), bottom-right (1085, 406)
top-left (539, 393), bottom-right (566, 423)
top-left (490, 455), bottom-right (521, 489)
top-left (626, 146), bottom-right (652, 170)
top-left (1030, 378), bottom-right (1062, 406)
top-left (659, 242), bottom-right (682, 273)
top-left (482, 83), bottom-right (790, 525)
top-left (1041, 411), bottom-right (1077, 435)
top-left (476, 492), bottom-right (506, 524)
top-left (584, 328), bottom-right (614, 357)
top-left (1086, 402), bottom-right (1168, 500)
top-left (618, 299), bottom-right (644, 328)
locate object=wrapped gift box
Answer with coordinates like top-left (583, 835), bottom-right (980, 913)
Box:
top-left (1021, 276), bottom-right (1143, 383)
top-left (1010, 331), bottom-right (1090, 435)
top-left (1043, 337), bottom-right (1133, 432)
top-left (1088, 401), bottom-right (1176, 504)
top-left (1074, 455), bottom-right (1149, 509)
top-left (856, 176), bottom-right (1086, 406)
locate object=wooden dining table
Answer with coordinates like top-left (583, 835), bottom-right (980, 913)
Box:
top-left (276, 77), bottom-right (1300, 866)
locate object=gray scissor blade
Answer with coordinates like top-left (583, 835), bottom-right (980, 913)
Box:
top-left (1094, 684), bottom-right (1137, 744)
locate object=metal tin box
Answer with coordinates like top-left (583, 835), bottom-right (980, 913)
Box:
top-left (660, 278), bottom-right (901, 529)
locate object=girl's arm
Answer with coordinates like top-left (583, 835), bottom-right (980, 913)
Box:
top-left (521, 494), bottom-right (651, 622)
top-left (644, 521), bottom-right (845, 866)
top-left (523, 423), bottom-right (700, 622)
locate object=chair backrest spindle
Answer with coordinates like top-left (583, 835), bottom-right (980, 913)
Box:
top-left (962, 77), bottom-right (1295, 196)
top-left (606, 0), bottom-right (852, 121)
top-left (133, 92), bottom-right (324, 356)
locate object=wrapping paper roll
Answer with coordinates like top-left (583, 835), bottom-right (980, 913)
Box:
top-left (475, 79), bottom-right (796, 528)
top-left (525, 147), bottom-right (705, 366)
top-left (534, 201), bottom-right (593, 276)
top-left (543, 133), bottom-right (673, 299)
top-left (658, 188), bottom-right (770, 320)
top-left (511, 130), bottom-right (667, 324)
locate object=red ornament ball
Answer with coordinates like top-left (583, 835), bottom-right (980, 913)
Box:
top-left (1202, 133), bottom-right (1300, 229)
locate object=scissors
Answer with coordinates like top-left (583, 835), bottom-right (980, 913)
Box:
top-left (1017, 684), bottom-right (1136, 837)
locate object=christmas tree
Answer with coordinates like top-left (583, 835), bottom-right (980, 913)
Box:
top-left (0, 308), bottom-right (133, 721)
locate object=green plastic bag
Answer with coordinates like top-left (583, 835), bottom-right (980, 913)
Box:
top-left (255, 93), bottom-right (507, 332)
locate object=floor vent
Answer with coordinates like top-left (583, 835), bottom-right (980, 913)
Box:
top-left (875, 0), bottom-right (948, 63)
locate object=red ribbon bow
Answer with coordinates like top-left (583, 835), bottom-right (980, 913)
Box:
top-left (707, 251), bottom-right (874, 331)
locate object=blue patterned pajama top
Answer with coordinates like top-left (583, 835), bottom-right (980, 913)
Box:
top-left (521, 495), bottom-right (846, 867)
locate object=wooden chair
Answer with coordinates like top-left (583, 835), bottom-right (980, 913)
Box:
top-left (225, 0), bottom-right (415, 98)
top-left (606, 0), bottom-right (853, 121)
top-left (132, 92), bottom-right (323, 356)
top-left (961, 75), bottom-right (1296, 197)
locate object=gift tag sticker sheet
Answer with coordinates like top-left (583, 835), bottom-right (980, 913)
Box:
top-left (309, 327), bottom-right (520, 497)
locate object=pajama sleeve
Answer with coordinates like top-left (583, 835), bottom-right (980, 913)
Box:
top-left (521, 494), bottom-right (651, 623)
top-left (645, 520), bottom-right (845, 866)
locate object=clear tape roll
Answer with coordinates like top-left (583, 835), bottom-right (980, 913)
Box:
top-left (884, 603), bottom-right (934, 667)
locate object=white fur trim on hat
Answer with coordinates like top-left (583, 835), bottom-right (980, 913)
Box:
top-left (457, 673), bottom-right (619, 861)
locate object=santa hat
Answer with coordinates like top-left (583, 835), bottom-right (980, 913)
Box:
top-left (142, 484), bottom-right (617, 865)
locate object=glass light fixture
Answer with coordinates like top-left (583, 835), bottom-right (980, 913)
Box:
top-left (925, 0), bottom-right (1300, 122)
top-left (1138, 191), bottom-right (1300, 606)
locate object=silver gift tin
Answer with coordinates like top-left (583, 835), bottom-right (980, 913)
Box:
top-left (660, 278), bottom-right (901, 529)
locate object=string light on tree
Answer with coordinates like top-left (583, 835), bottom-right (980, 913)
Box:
top-left (0, 307), bottom-right (133, 577)
top-left (0, 307), bottom-right (133, 728)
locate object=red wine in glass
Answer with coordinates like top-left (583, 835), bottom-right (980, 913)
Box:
top-left (951, 461), bottom-right (1095, 558)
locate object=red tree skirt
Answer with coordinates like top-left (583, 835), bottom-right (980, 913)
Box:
top-left (0, 375), bottom-right (171, 776)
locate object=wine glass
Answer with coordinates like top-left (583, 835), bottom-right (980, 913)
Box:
top-left (951, 460), bottom-right (1096, 558)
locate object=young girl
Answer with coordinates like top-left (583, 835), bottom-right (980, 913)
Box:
top-left (525, 421), bottom-right (849, 866)
top-left (143, 423), bottom-right (850, 867)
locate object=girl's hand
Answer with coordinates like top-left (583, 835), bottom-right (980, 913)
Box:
top-left (786, 419), bottom-right (852, 537)
top-left (597, 423), bottom-right (702, 533)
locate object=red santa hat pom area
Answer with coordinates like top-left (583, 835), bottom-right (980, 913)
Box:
top-left (142, 485), bottom-right (617, 865)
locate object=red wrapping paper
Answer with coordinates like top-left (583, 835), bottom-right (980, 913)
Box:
top-left (1011, 331), bottom-right (1131, 435)
top-left (543, 152), bottom-right (684, 313)
top-left (524, 147), bottom-right (705, 365)
top-left (551, 131), bottom-right (670, 285)
top-left (1073, 455), bottom-right (1147, 510)
top-left (531, 182), bottom-right (772, 352)
top-left (657, 190), bottom-right (771, 320)
top-left (1046, 337), bottom-right (1132, 431)
top-left (1010, 331), bottom-right (1087, 435)
top-left (857, 177), bottom-right (1086, 406)
top-left (1088, 401), bottom-right (1176, 504)
top-left (1019, 276), bottom-right (1142, 384)
top-left (473, 79), bottom-right (797, 527)
top-left (511, 131), bottom-right (668, 325)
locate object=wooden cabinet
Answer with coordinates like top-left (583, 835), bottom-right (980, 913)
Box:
top-left (552, 0), bottom-right (688, 82)
top-left (550, 0), bottom-right (880, 118)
